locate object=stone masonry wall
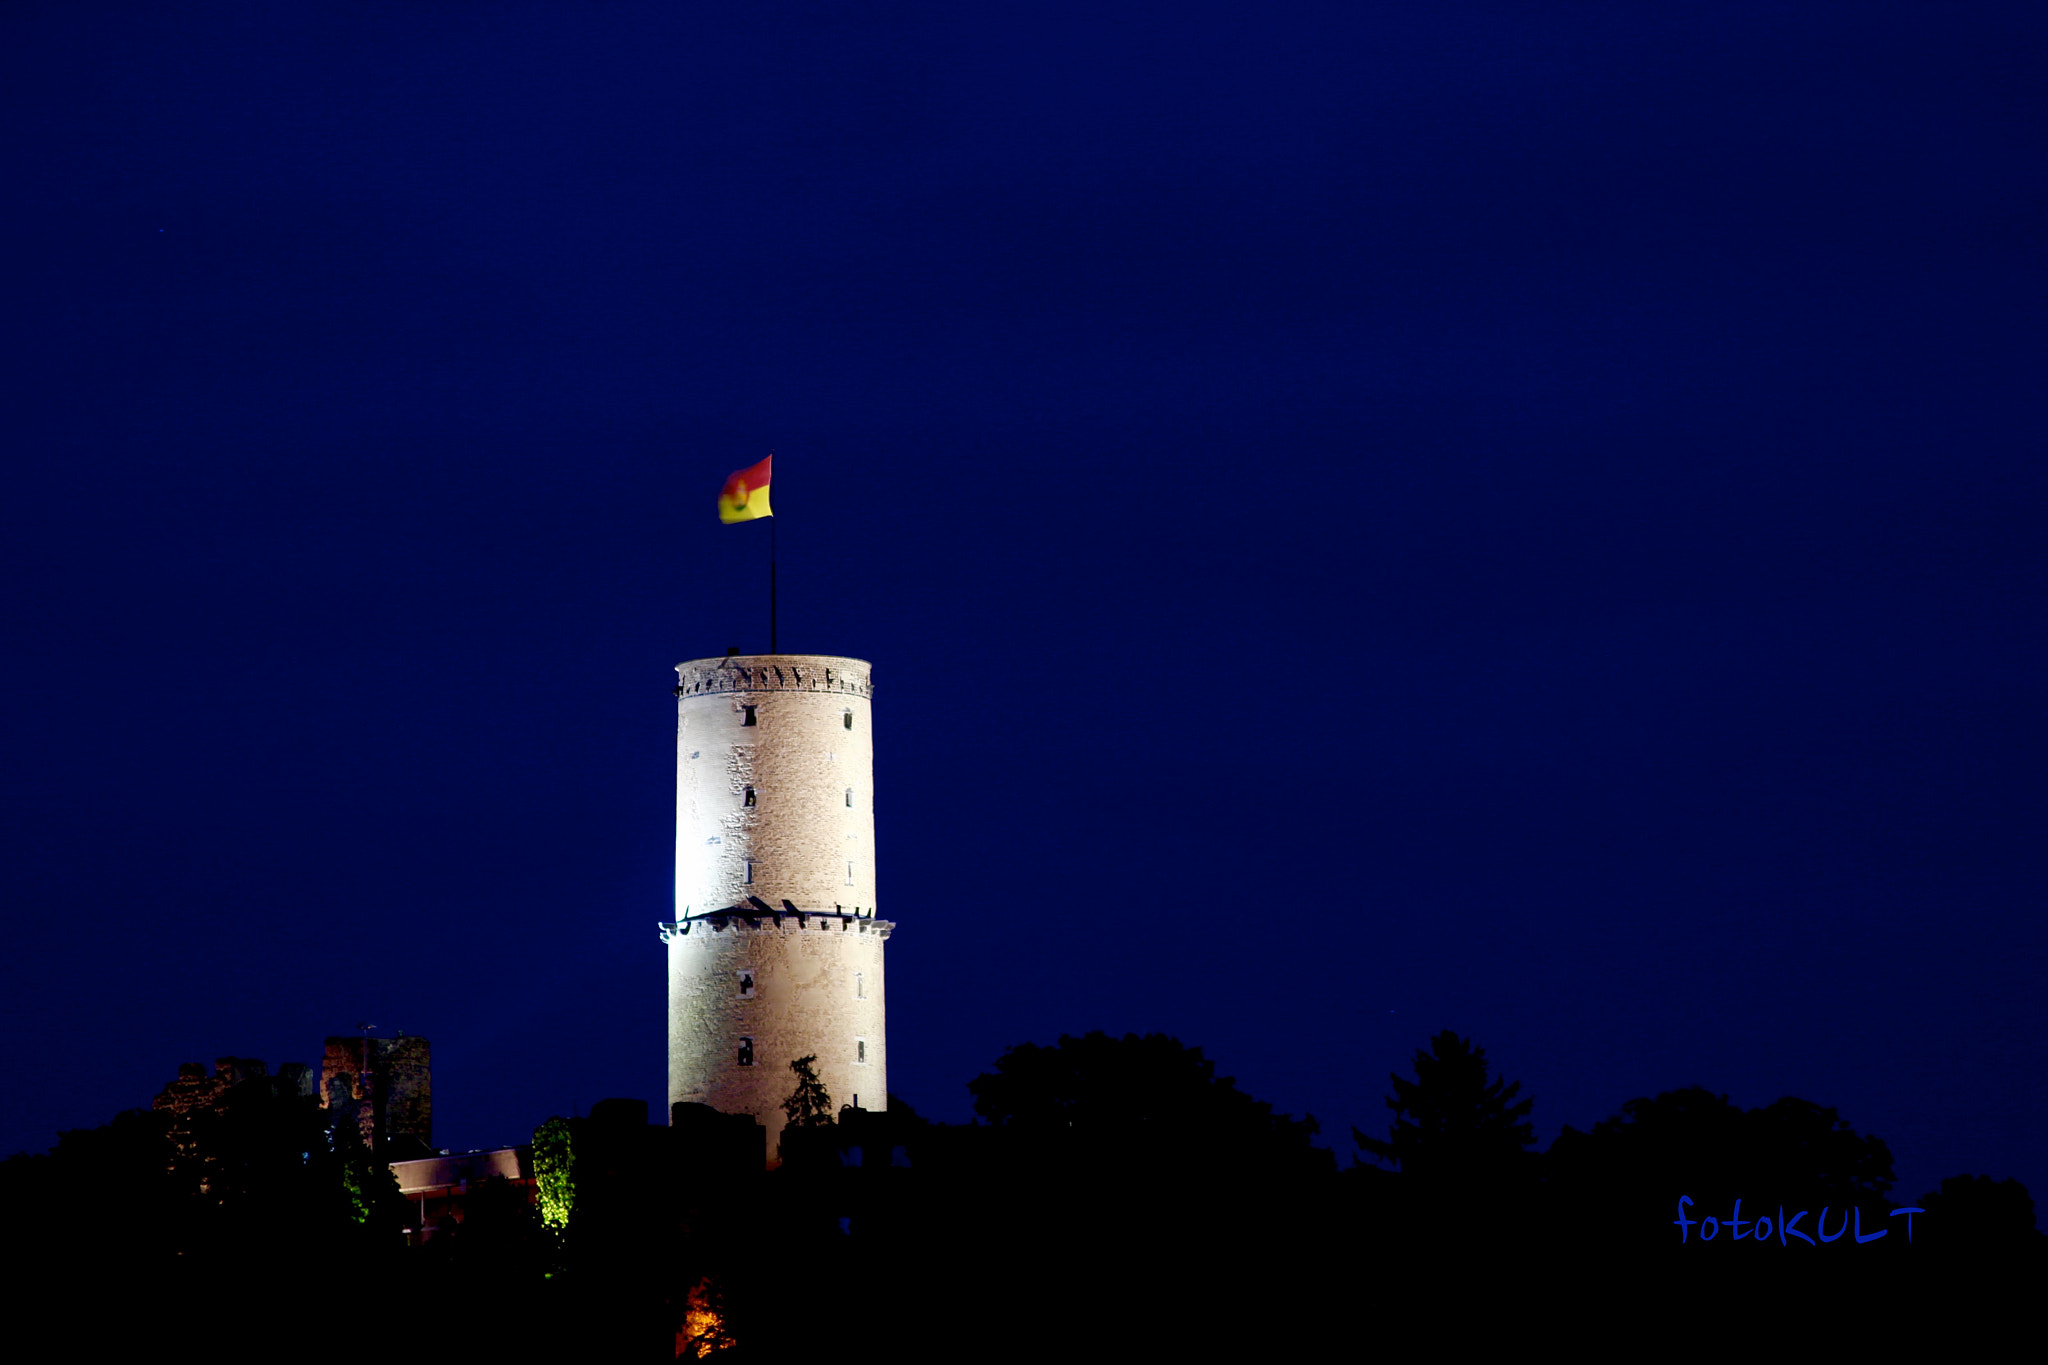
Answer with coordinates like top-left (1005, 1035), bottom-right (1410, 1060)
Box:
top-left (321, 1035), bottom-right (433, 1152)
top-left (673, 654), bottom-right (876, 917)
top-left (666, 914), bottom-right (889, 1163)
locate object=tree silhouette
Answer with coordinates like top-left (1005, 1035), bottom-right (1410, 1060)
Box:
top-left (939, 1031), bottom-right (1334, 1346)
top-left (782, 1054), bottom-right (834, 1129)
top-left (1543, 1087), bottom-right (1901, 1263)
top-left (967, 1030), bottom-right (1327, 1174)
top-left (1355, 1030), bottom-right (1535, 1186)
top-left (1913, 1174), bottom-right (2047, 1257)
top-left (7, 1108), bottom-right (185, 1264)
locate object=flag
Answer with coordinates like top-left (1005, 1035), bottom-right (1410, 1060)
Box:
top-left (718, 454), bottom-right (773, 524)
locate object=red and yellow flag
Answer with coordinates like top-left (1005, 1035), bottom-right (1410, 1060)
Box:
top-left (718, 455), bottom-right (773, 524)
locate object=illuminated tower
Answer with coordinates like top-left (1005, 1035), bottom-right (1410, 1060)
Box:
top-left (661, 653), bottom-right (890, 1162)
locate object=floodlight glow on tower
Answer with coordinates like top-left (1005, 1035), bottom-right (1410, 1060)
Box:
top-left (661, 653), bottom-right (890, 1163)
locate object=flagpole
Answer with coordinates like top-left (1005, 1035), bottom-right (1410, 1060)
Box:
top-left (770, 499), bottom-right (778, 655)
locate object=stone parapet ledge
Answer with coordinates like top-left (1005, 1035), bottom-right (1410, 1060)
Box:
top-left (673, 654), bottom-right (872, 699)
top-left (660, 912), bottom-right (893, 940)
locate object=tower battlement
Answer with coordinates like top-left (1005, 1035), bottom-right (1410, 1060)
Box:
top-left (673, 654), bottom-right (872, 699)
top-left (661, 911), bottom-right (892, 937)
top-left (659, 916), bottom-right (892, 941)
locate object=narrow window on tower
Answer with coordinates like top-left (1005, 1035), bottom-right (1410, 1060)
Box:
top-left (742, 705), bottom-right (758, 726)
top-left (842, 709), bottom-right (853, 730)
top-left (855, 1038), bottom-right (868, 1065)
top-left (737, 1037), bottom-right (755, 1067)
top-left (746, 860), bottom-right (755, 884)
top-left (846, 861), bottom-right (854, 885)
top-left (744, 786), bottom-right (756, 807)
top-left (854, 971), bottom-right (864, 1001)
top-left (737, 971), bottom-right (755, 999)
top-left (844, 788), bottom-right (853, 808)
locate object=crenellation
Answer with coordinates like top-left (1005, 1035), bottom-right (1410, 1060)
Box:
top-left (672, 653), bottom-right (873, 700)
top-left (661, 914), bottom-right (892, 940)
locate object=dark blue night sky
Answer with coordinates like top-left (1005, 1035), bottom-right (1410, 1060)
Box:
top-left (4, 2), bottom-right (2042, 1213)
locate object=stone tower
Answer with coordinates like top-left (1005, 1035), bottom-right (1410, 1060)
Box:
top-left (662, 653), bottom-right (891, 1162)
top-left (319, 1035), bottom-right (432, 1155)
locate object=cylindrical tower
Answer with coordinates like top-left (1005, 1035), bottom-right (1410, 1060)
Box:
top-left (662, 653), bottom-right (890, 1163)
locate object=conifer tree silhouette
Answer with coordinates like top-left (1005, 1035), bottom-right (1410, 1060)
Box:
top-left (1355, 1031), bottom-right (1535, 1186)
top-left (781, 1054), bottom-right (834, 1129)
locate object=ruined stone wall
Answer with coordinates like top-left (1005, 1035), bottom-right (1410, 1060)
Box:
top-left (322, 1037), bottom-right (375, 1147)
top-left (152, 1057), bottom-right (312, 1177)
top-left (321, 1035), bottom-right (433, 1153)
top-left (153, 1057), bottom-right (262, 1160)
top-left (153, 1057), bottom-right (314, 1119)
top-left (154, 1060), bottom-right (232, 1121)
top-left (377, 1036), bottom-right (432, 1150)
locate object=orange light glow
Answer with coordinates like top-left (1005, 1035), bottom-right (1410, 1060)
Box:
top-left (678, 1279), bottom-right (734, 1358)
